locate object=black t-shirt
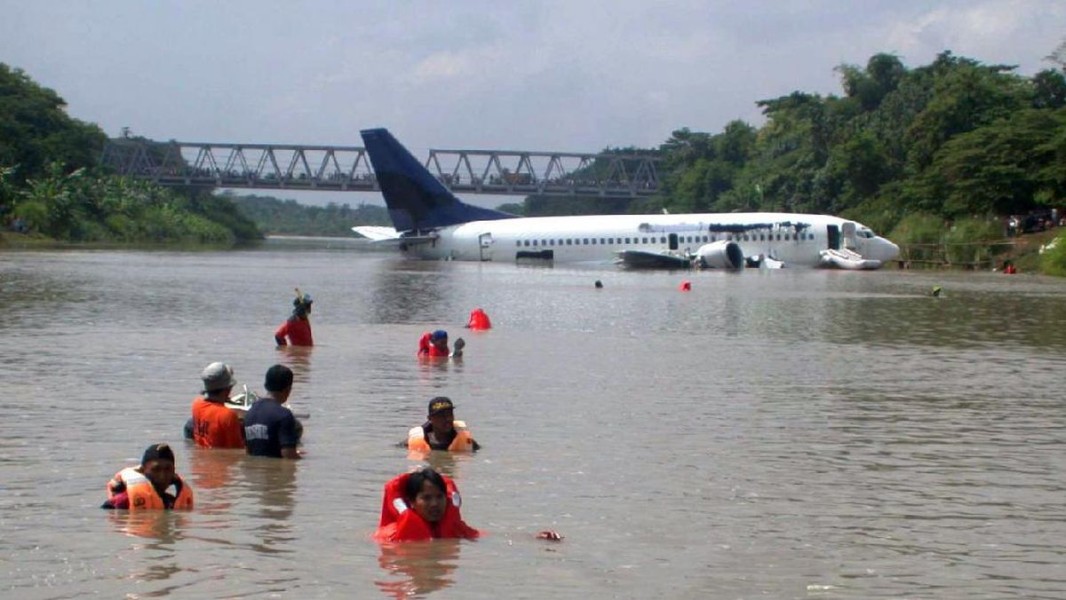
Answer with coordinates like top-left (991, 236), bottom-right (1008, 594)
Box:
top-left (244, 399), bottom-right (299, 458)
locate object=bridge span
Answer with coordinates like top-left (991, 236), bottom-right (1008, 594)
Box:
top-left (100, 138), bottom-right (662, 198)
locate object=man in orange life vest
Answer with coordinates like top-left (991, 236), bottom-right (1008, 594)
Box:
top-left (373, 467), bottom-right (480, 542)
top-left (101, 443), bottom-right (194, 510)
top-left (417, 330), bottom-right (464, 358)
top-left (190, 362), bottom-right (244, 449)
top-left (405, 397), bottom-right (480, 453)
top-left (275, 292), bottom-right (313, 347)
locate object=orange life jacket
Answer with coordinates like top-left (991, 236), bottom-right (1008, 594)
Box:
top-left (373, 472), bottom-right (480, 542)
top-left (407, 421), bottom-right (475, 454)
top-left (107, 467), bottom-right (194, 511)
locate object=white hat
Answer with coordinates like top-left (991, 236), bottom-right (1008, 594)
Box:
top-left (201, 362), bottom-right (236, 392)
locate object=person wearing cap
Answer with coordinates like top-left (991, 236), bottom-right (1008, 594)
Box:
top-left (417, 330), bottom-right (465, 358)
top-left (101, 443), bottom-right (194, 510)
top-left (405, 396), bottom-right (480, 454)
top-left (190, 362), bottom-right (245, 449)
top-left (274, 291), bottom-right (314, 347)
top-left (244, 364), bottom-right (301, 459)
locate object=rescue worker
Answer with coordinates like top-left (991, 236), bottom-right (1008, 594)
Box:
top-left (372, 467), bottom-right (563, 543)
top-left (373, 467), bottom-right (480, 542)
top-left (465, 308), bottom-right (492, 330)
top-left (244, 364), bottom-right (301, 459)
top-left (275, 290), bottom-right (313, 347)
top-left (417, 330), bottom-right (464, 358)
top-left (190, 362), bottom-right (244, 449)
top-left (405, 397), bottom-right (480, 453)
top-left (102, 443), bottom-right (194, 510)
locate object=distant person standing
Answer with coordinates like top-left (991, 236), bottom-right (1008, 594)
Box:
top-left (244, 365), bottom-right (301, 459)
top-left (190, 362), bottom-right (244, 449)
top-left (275, 290), bottom-right (313, 347)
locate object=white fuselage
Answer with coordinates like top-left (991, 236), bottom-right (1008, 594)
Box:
top-left (397, 212), bottom-right (899, 267)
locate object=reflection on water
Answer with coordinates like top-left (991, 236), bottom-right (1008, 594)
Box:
top-left (375, 540), bottom-right (462, 599)
top-left (108, 510), bottom-right (190, 542)
top-left (275, 345), bottom-right (314, 386)
top-left (240, 458), bottom-right (299, 556)
top-left (369, 261), bottom-right (452, 324)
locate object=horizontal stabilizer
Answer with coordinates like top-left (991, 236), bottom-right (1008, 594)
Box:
top-left (351, 226), bottom-right (401, 241)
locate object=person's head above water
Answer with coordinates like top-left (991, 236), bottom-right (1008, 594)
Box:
top-left (200, 362), bottom-right (236, 395)
top-left (426, 396), bottom-right (456, 432)
top-left (264, 364), bottom-right (294, 393)
top-left (430, 329), bottom-right (448, 348)
top-left (292, 291), bottom-right (313, 318)
top-left (403, 467), bottom-right (448, 523)
top-left (140, 443), bottom-right (176, 491)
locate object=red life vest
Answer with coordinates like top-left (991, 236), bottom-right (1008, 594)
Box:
top-left (417, 332), bottom-right (449, 357)
top-left (373, 472), bottom-right (480, 542)
top-left (466, 309), bottom-right (492, 330)
top-left (107, 467), bottom-right (194, 511)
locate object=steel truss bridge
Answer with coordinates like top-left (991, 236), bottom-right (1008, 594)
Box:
top-left (100, 139), bottom-right (662, 197)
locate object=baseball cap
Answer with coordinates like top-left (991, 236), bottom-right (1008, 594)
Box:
top-left (141, 443), bottom-right (175, 465)
top-left (431, 329), bottom-right (448, 341)
top-left (201, 362), bottom-right (236, 392)
top-left (427, 396), bottom-right (455, 416)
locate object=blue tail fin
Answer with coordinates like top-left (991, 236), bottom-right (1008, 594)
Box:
top-left (360, 128), bottom-right (517, 232)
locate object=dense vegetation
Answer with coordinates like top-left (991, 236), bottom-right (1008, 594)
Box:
top-left (225, 193), bottom-right (390, 236)
top-left (0, 64), bottom-right (260, 245)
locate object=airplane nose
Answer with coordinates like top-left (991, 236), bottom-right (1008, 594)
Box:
top-left (879, 239), bottom-right (900, 261)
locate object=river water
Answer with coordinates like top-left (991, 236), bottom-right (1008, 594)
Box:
top-left (2, 237), bottom-right (1065, 599)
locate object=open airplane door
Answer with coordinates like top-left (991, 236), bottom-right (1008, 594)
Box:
top-left (826, 224), bottom-right (841, 250)
top-left (841, 221), bottom-right (858, 250)
top-left (478, 232), bottom-right (493, 261)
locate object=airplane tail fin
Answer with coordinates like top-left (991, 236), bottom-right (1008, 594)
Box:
top-left (360, 128), bottom-right (517, 232)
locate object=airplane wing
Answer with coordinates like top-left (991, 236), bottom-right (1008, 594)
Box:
top-left (615, 250), bottom-right (692, 269)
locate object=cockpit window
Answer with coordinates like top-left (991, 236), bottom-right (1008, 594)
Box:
top-left (858, 229), bottom-right (875, 239)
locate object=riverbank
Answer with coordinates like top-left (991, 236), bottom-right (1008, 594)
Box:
top-left (0, 230), bottom-right (254, 251)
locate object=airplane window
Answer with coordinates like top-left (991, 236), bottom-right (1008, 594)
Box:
top-left (702, 236), bottom-right (708, 242)
top-left (601, 238), bottom-right (607, 244)
top-left (759, 234), bottom-right (765, 241)
top-left (523, 240), bottom-right (530, 246)
top-left (583, 238), bottom-right (589, 244)
top-left (711, 236), bottom-right (716, 242)
top-left (660, 237), bottom-right (666, 243)
top-left (591, 238), bottom-right (597, 245)
top-left (625, 237), bottom-right (631, 244)
top-left (784, 234), bottom-right (790, 241)
top-left (516, 241), bottom-right (521, 247)
top-left (533, 240), bottom-right (538, 246)
top-left (566, 239), bottom-right (572, 245)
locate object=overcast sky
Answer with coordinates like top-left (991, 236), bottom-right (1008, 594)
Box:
top-left (2, 0), bottom-right (1064, 207)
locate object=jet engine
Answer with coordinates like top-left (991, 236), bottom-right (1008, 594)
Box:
top-left (695, 240), bottom-right (744, 269)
